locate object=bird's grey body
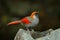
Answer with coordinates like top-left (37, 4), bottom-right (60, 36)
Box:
top-left (24, 15), bottom-right (39, 28)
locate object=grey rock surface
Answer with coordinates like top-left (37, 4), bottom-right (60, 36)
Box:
top-left (36, 28), bottom-right (60, 40)
top-left (14, 29), bottom-right (34, 40)
top-left (14, 29), bottom-right (53, 40)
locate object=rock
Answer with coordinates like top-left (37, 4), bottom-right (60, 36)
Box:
top-left (36, 28), bottom-right (60, 40)
top-left (14, 28), bottom-right (53, 40)
top-left (14, 29), bottom-right (34, 40)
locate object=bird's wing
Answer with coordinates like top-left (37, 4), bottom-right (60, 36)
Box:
top-left (21, 17), bottom-right (31, 24)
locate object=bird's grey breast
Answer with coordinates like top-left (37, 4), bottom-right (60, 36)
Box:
top-left (25, 16), bottom-right (39, 27)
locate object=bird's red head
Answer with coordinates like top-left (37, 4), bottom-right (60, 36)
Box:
top-left (30, 11), bottom-right (39, 19)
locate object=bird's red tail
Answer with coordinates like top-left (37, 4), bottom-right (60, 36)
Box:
top-left (7, 20), bottom-right (21, 25)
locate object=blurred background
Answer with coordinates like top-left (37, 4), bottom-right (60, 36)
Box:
top-left (0, 0), bottom-right (60, 40)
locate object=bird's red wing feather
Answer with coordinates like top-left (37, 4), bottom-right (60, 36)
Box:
top-left (21, 17), bottom-right (31, 24)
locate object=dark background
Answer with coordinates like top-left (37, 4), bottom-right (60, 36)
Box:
top-left (0, 0), bottom-right (60, 40)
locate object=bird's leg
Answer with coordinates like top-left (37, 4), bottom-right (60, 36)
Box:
top-left (26, 27), bottom-right (29, 31)
top-left (26, 27), bottom-right (31, 34)
top-left (30, 29), bottom-right (35, 35)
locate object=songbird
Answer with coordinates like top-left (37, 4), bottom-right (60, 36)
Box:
top-left (7, 11), bottom-right (39, 30)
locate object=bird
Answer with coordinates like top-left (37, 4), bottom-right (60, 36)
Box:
top-left (7, 11), bottom-right (39, 30)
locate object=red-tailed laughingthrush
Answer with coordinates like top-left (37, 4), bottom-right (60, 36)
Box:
top-left (7, 11), bottom-right (39, 30)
